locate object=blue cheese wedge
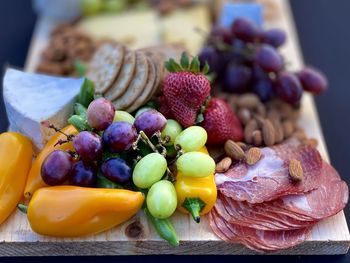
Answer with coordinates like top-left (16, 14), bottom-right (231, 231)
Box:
top-left (3, 69), bottom-right (84, 151)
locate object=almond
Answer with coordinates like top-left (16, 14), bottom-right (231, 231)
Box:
top-left (216, 157), bottom-right (232, 173)
top-left (256, 103), bottom-right (267, 117)
top-left (236, 142), bottom-right (250, 151)
top-left (237, 108), bottom-right (252, 125)
top-left (293, 129), bottom-right (307, 141)
top-left (289, 159), bottom-right (304, 181)
top-left (252, 130), bottom-right (263, 147)
top-left (262, 119), bottom-right (276, 146)
top-left (282, 120), bottom-right (295, 138)
top-left (270, 118), bottom-right (284, 143)
top-left (244, 119), bottom-right (258, 144)
top-left (224, 140), bottom-right (246, 161)
top-left (236, 94), bottom-right (260, 109)
top-left (246, 147), bottom-right (262, 165)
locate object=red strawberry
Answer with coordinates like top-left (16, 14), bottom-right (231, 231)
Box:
top-left (158, 95), bottom-right (175, 119)
top-left (201, 98), bottom-right (244, 145)
top-left (162, 53), bottom-right (211, 127)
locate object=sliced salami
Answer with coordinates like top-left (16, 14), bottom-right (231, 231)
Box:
top-left (215, 139), bottom-right (323, 203)
top-left (209, 208), bottom-right (311, 252)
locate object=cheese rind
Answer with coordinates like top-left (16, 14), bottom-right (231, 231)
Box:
top-left (3, 69), bottom-right (84, 151)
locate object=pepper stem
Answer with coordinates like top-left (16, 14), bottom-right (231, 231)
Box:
top-left (17, 204), bottom-right (28, 214)
top-left (182, 198), bottom-right (206, 223)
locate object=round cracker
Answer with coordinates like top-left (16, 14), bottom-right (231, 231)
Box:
top-left (112, 52), bottom-right (149, 110)
top-left (87, 42), bottom-right (124, 94)
top-left (126, 56), bottom-right (156, 113)
top-left (145, 52), bottom-right (163, 101)
top-left (104, 49), bottom-right (136, 101)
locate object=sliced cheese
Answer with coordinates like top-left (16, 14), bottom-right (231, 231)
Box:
top-left (161, 5), bottom-right (211, 55)
top-left (77, 11), bottom-right (160, 50)
top-left (3, 68), bottom-right (84, 151)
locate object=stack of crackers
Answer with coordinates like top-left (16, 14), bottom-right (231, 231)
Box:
top-left (87, 41), bottom-right (185, 112)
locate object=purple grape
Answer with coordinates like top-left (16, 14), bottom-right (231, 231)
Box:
top-left (222, 63), bottom-right (252, 93)
top-left (102, 122), bottom-right (137, 152)
top-left (252, 79), bottom-right (275, 102)
top-left (73, 131), bottom-right (102, 163)
top-left (210, 25), bottom-right (233, 45)
top-left (134, 109), bottom-right (167, 137)
top-left (101, 158), bottom-right (131, 184)
top-left (41, 150), bottom-right (72, 186)
top-left (261, 29), bottom-right (287, 48)
top-left (199, 46), bottom-right (224, 75)
top-left (70, 161), bottom-right (96, 187)
top-left (87, 98), bottom-right (115, 131)
top-left (297, 67), bottom-right (328, 95)
top-left (231, 17), bottom-right (260, 43)
top-left (254, 44), bottom-right (283, 73)
top-left (275, 72), bottom-right (303, 104)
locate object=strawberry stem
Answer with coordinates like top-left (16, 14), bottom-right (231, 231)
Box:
top-left (164, 52), bottom-right (210, 75)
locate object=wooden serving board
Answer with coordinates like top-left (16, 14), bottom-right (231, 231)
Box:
top-left (0, 0), bottom-right (349, 256)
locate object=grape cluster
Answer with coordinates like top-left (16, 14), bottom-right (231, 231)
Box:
top-left (41, 98), bottom-right (168, 188)
top-left (199, 17), bottom-right (328, 105)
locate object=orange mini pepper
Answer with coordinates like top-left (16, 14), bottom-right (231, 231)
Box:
top-left (26, 186), bottom-right (144, 237)
top-left (24, 125), bottom-right (78, 199)
top-left (0, 132), bottom-right (32, 225)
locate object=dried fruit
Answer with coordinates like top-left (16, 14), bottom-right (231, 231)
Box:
top-left (216, 157), bottom-right (232, 173)
top-left (224, 140), bottom-right (246, 161)
top-left (289, 159), bottom-right (304, 181)
top-left (303, 138), bottom-right (318, 148)
top-left (246, 147), bottom-right (262, 165)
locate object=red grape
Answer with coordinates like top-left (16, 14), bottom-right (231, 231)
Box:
top-left (102, 122), bottom-right (137, 152)
top-left (134, 109), bottom-right (167, 137)
top-left (41, 150), bottom-right (72, 186)
top-left (222, 63), bottom-right (252, 93)
top-left (210, 25), bottom-right (233, 45)
top-left (199, 46), bottom-right (223, 75)
top-left (70, 161), bottom-right (96, 187)
top-left (101, 158), bottom-right (131, 184)
top-left (231, 17), bottom-right (260, 43)
top-left (260, 29), bottom-right (287, 48)
top-left (72, 131), bottom-right (102, 163)
top-left (275, 72), bottom-right (303, 104)
top-left (297, 67), bottom-right (328, 95)
top-left (252, 79), bottom-right (275, 102)
top-left (254, 44), bottom-right (283, 72)
top-left (87, 98), bottom-right (115, 131)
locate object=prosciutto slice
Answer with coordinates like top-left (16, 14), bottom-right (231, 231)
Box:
top-left (209, 208), bottom-right (311, 252)
top-left (215, 139), bottom-right (323, 203)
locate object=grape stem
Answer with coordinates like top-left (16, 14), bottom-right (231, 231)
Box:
top-left (138, 131), bottom-right (175, 182)
top-left (42, 122), bottom-right (75, 142)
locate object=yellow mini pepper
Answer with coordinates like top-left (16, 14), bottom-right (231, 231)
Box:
top-left (175, 146), bottom-right (217, 223)
top-left (24, 125), bottom-right (78, 199)
top-left (0, 132), bottom-right (32, 225)
top-left (26, 186), bottom-right (144, 237)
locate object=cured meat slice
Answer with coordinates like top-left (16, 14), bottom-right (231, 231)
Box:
top-left (218, 194), bottom-right (317, 231)
top-left (209, 209), bottom-right (311, 252)
top-left (215, 139), bottom-right (323, 203)
top-left (215, 162), bottom-right (348, 232)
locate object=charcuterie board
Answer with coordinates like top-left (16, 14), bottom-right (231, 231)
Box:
top-left (0, 0), bottom-right (349, 256)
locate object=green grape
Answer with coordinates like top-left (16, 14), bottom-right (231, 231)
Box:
top-left (132, 153), bottom-right (167, 188)
top-left (147, 180), bottom-right (177, 219)
top-left (176, 152), bottom-right (215, 178)
top-left (161, 119), bottom-right (182, 146)
top-left (113, 110), bottom-right (135, 124)
top-left (81, 0), bottom-right (102, 16)
top-left (102, 0), bottom-right (127, 13)
top-left (174, 126), bottom-right (207, 152)
top-left (135, 107), bottom-right (153, 118)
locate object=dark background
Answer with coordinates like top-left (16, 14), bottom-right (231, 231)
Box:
top-left (0, 0), bottom-right (349, 262)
